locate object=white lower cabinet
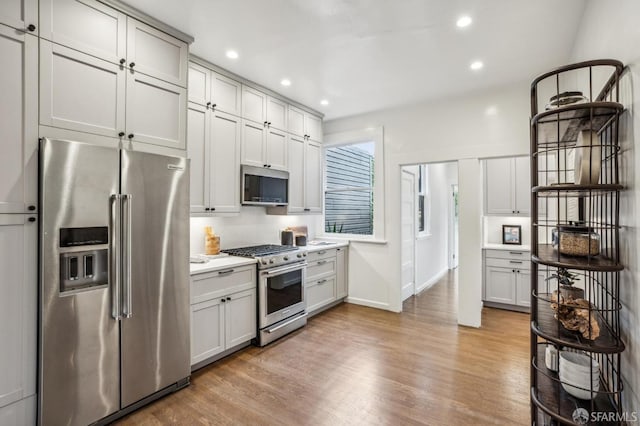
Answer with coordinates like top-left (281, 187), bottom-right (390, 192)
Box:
top-left (305, 246), bottom-right (348, 315)
top-left (190, 265), bottom-right (256, 368)
top-left (483, 249), bottom-right (541, 311)
top-left (0, 215), bottom-right (37, 419)
top-left (40, 39), bottom-right (186, 150)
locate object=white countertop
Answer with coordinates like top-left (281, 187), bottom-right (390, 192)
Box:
top-left (190, 256), bottom-right (257, 275)
top-left (483, 243), bottom-right (531, 252)
top-left (303, 241), bottom-right (349, 252)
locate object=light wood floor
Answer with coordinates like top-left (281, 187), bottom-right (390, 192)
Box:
top-left (117, 271), bottom-right (530, 425)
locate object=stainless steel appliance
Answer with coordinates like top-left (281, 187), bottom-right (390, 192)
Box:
top-left (241, 165), bottom-right (289, 206)
top-left (221, 245), bottom-right (307, 346)
top-left (38, 138), bottom-right (190, 425)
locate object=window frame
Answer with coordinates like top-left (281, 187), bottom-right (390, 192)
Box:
top-left (321, 127), bottom-right (385, 242)
top-left (417, 164), bottom-right (431, 239)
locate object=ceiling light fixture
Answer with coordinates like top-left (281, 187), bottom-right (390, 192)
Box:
top-left (320, 99), bottom-right (329, 106)
top-left (226, 50), bottom-right (239, 59)
top-left (456, 16), bottom-right (472, 28)
top-left (281, 79), bottom-right (291, 87)
top-left (470, 60), bottom-right (484, 71)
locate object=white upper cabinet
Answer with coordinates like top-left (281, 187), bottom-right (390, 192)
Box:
top-left (40, 0), bottom-right (126, 64)
top-left (484, 156), bottom-right (529, 216)
top-left (287, 135), bottom-right (305, 213)
top-left (211, 72), bottom-right (241, 116)
top-left (305, 113), bottom-right (323, 142)
top-left (187, 62), bottom-right (209, 107)
top-left (265, 127), bottom-right (287, 171)
top-left (209, 111), bottom-right (241, 213)
top-left (0, 0), bottom-right (38, 34)
top-left (287, 105), bottom-right (305, 137)
top-left (278, 135), bottom-right (321, 215)
top-left (241, 119), bottom-right (265, 168)
top-left (305, 141), bottom-right (322, 212)
top-left (0, 26), bottom-right (37, 214)
top-left (188, 62), bottom-right (242, 116)
top-left (40, 40), bottom-right (126, 139)
top-left (126, 18), bottom-right (188, 87)
top-left (287, 104), bottom-right (322, 142)
top-left (125, 70), bottom-right (187, 149)
top-left (266, 96), bottom-right (287, 131)
top-left (514, 156), bottom-right (531, 215)
top-left (242, 85), bottom-right (267, 124)
top-left (187, 103), bottom-right (209, 214)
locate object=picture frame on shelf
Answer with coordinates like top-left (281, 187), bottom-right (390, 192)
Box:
top-left (502, 225), bottom-right (522, 245)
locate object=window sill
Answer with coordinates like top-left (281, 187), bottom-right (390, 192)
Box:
top-left (317, 234), bottom-right (388, 245)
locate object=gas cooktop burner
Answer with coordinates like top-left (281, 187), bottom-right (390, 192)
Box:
top-left (221, 244), bottom-right (298, 258)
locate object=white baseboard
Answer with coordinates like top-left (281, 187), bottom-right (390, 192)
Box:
top-left (346, 297), bottom-right (391, 311)
top-left (415, 267), bottom-right (448, 294)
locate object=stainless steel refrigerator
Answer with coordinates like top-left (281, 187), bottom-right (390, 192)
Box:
top-left (38, 138), bottom-right (190, 425)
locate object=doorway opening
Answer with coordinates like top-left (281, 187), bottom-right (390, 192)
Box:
top-left (400, 162), bottom-right (459, 303)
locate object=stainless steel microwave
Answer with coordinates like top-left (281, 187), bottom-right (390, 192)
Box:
top-left (241, 165), bottom-right (289, 206)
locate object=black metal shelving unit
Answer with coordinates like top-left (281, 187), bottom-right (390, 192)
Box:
top-left (530, 60), bottom-right (626, 425)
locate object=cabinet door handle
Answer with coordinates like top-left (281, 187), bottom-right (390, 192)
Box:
top-left (128, 134), bottom-right (134, 139)
top-left (226, 296), bottom-right (231, 301)
top-left (317, 260), bottom-right (327, 265)
top-left (119, 58), bottom-right (126, 65)
top-left (264, 121), bottom-right (268, 126)
top-left (218, 269), bottom-right (235, 276)
top-left (516, 270), bottom-right (520, 273)
top-left (206, 102), bottom-right (211, 107)
top-left (118, 132), bottom-right (125, 137)
top-left (205, 207), bottom-right (210, 211)
top-left (129, 62), bottom-right (135, 68)
top-left (263, 164), bottom-right (268, 168)
top-left (211, 207), bottom-right (216, 211)
top-left (303, 208), bottom-right (311, 212)
top-left (317, 279), bottom-right (327, 284)
top-left (509, 251), bottom-right (523, 255)
top-left (28, 205), bottom-right (36, 211)
top-left (28, 217), bottom-right (36, 223)
top-left (512, 269), bottom-right (515, 273)
top-left (27, 24), bottom-right (36, 32)
top-left (221, 298), bottom-right (226, 303)
top-left (317, 250), bottom-right (326, 255)
top-left (509, 261), bottom-right (523, 264)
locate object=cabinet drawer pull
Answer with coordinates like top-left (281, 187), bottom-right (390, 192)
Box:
top-left (509, 260), bottom-right (523, 264)
top-left (304, 208), bottom-right (311, 212)
top-left (317, 260), bottom-right (327, 265)
top-left (317, 250), bottom-right (326, 255)
top-left (317, 279), bottom-right (327, 284)
top-left (509, 251), bottom-right (523, 255)
top-left (217, 269), bottom-right (235, 275)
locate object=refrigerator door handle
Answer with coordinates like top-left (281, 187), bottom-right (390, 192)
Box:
top-left (122, 194), bottom-right (133, 318)
top-left (110, 194), bottom-right (122, 320)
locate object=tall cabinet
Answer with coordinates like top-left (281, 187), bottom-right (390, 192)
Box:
top-left (529, 60), bottom-right (626, 424)
top-left (0, 12), bottom-right (38, 424)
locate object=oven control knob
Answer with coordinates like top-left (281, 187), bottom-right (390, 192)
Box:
top-left (297, 253), bottom-right (302, 258)
top-left (269, 258), bottom-right (275, 264)
top-left (283, 256), bottom-right (289, 261)
top-left (261, 259), bottom-right (267, 265)
top-left (302, 252), bottom-right (307, 257)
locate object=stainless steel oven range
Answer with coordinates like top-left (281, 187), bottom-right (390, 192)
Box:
top-left (221, 245), bottom-right (307, 346)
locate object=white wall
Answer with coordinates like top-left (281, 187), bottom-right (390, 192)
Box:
top-left (324, 81), bottom-right (531, 324)
top-left (571, 0), bottom-right (640, 413)
top-left (415, 162), bottom-right (458, 293)
top-left (190, 209), bottom-right (318, 254)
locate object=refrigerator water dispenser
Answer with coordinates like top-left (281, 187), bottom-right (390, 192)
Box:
top-left (59, 226), bottom-right (109, 292)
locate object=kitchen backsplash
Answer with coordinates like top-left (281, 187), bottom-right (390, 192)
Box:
top-left (483, 216), bottom-right (531, 246)
top-left (190, 208), bottom-right (317, 255)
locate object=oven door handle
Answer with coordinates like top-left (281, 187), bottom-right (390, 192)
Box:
top-left (261, 263), bottom-right (307, 276)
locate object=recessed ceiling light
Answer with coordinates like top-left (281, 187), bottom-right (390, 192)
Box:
top-left (456, 16), bottom-right (472, 28)
top-left (280, 79), bottom-right (291, 87)
top-left (470, 61), bottom-right (484, 70)
top-left (320, 99), bottom-right (329, 106)
top-left (226, 50), bottom-right (238, 59)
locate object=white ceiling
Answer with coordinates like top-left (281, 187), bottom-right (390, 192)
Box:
top-left (124, 0), bottom-right (587, 120)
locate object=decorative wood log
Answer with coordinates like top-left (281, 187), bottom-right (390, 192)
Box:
top-left (550, 291), bottom-right (601, 340)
